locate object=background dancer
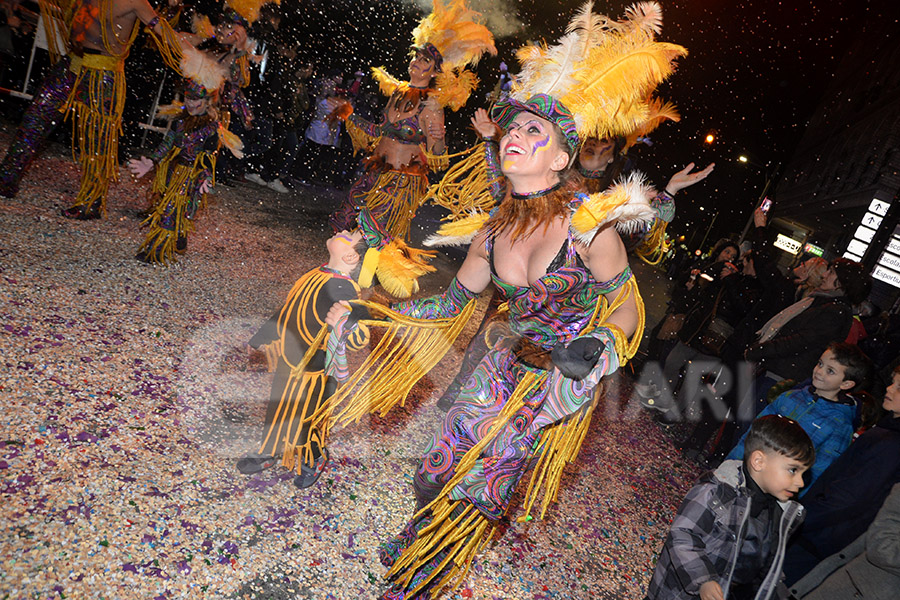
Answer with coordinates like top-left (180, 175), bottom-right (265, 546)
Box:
top-left (0, 0), bottom-right (187, 218)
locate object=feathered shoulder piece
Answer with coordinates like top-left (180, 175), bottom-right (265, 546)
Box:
top-left (424, 211), bottom-right (490, 248)
top-left (371, 67), bottom-right (404, 97)
top-left (570, 172), bottom-right (657, 245)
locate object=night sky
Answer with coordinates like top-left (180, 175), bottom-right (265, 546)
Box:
top-left (268, 0), bottom-right (897, 245)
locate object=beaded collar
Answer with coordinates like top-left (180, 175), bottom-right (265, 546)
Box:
top-left (511, 181), bottom-right (564, 201)
top-left (576, 163), bottom-right (607, 180)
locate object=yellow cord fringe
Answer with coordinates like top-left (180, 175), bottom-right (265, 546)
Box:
top-left (310, 298), bottom-right (477, 430)
top-left (362, 170), bottom-right (429, 241)
top-left (388, 277), bottom-right (646, 597)
top-left (62, 54), bottom-right (126, 215)
top-left (37, 0), bottom-right (70, 64)
top-left (138, 150), bottom-right (216, 265)
top-left (426, 142), bottom-right (499, 219)
top-left (635, 220), bottom-right (671, 266)
top-left (388, 500), bottom-right (494, 598)
top-left (257, 270), bottom-right (346, 472)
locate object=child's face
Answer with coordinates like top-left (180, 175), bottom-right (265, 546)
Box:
top-left (326, 230), bottom-right (363, 264)
top-left (752, 450), bottom-right (808, 501)
top-left (811, 349), bottom-right (853, 399)
top-left (883, 372), bottom-right (900, 417)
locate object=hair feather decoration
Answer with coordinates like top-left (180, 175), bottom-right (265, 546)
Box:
top-left (180, 45), bottom-right (228, 92)
top-left (226, 0), bottom-right (280, 25)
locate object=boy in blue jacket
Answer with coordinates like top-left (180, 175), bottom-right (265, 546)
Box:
top-left (648, 415), bottom-right (814, 600)
top-left (727, 342), bottom-right (870, 490)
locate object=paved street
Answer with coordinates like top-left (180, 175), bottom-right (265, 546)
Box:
top-left (0, 134), bottom-right (700, 599)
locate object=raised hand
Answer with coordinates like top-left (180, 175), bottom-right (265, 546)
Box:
top-left (471, 108), bottom-right (500, 139)
top-left (325, 301), bottom-right (352, 327)
top-left (665, 162), bottom-right (715, 195)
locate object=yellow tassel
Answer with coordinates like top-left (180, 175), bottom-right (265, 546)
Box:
top-left (62, 58), bottom-right (127, 216)
top-left (345, 118), bottom-right (381, 155)
top-left (310, 299), bottom-right (477, 430)
top-left (426, 142), bottom-right (499, 219)
top-left (635, 220), bottom-right (670, 265)
top-left (387, 500), bottom-right (495, 599)
top-left (38, 0), bottom-right (70, 63)
top-left (361, 171), bottom-right (429, 242)
top-left (145, 16), bottom-right (187, 73)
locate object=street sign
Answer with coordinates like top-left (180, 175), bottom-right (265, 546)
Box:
top-left (773, 234), bottom-right (802, 254)
top-left (869, 198), bottom-right (891, 216)
top-left (872, 265), bottom-right (900, 289)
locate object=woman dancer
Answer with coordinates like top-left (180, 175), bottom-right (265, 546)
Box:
top-left (322, 4), bottom-right (687, 597)
top-left (330, 0), bottom-right (495, 247)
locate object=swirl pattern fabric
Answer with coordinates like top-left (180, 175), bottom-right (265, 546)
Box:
top-left (393, 277), bottom-right (476, 320)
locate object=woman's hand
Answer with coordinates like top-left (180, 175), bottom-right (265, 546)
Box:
top-left (665, 162), bottom-right (715, 195)
top-left (428, 118), bottom-right (445, 141)
top-left (471, 108), bottom-right (499, 139)
top-left (127, 156), bottom-right (154, 179)
top-left (325, 301), bottom-right (351, 327)
top-left (753, 207), bottom-right (768, 228)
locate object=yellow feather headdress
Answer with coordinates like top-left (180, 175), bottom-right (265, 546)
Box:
top-left (225, 0), bottom-right (280, 25)
top-left (374, 0), bottom-right (496, 110)
top-left (508, 1), bottom-right (686, 141)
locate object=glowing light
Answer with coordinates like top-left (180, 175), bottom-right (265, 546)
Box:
top-left (738, 155), bottom-right (748, 163)
top-left (705, 133), bottom-right (715, 144)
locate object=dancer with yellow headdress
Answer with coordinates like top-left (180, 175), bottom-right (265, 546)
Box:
top-left (329, 0), bottom-right (495, 246)
top-left (0, 0), bottom-right (188, 218)
top-left (319, 3), bottom-right (687, 598)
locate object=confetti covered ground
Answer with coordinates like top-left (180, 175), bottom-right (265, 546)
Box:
top-left (0, 130), bottom-right (702, 600)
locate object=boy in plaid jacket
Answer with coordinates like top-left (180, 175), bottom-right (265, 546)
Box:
top-left (648, 416), bottom-right (814, 600)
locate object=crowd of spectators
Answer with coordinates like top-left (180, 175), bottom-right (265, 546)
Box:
top-left (638, 206), bottom-right (900, 598)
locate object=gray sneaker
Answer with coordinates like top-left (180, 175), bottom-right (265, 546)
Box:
top-left (268, 178), bottom-right (289, 193)
top-left (244, 173), bottom-right (267, 186)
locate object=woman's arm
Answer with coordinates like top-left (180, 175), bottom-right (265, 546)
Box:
top-left (420, 105), bottom-right (446, 156)
top-left (585, 225), bottom-right (638, 338)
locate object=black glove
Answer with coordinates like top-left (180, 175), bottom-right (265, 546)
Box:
top-left (551, 336), bottom-right (604, 380)
top-left (346, 302), bottom-right (371, 327)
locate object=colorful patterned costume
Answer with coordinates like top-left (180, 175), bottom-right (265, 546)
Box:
top-left (369, 193), bottom-right (644, 599)
top-left (0, 0), bottom-right (183, 215)
top-left (249, 266), bottom-right (369, 473)
top-left (329, 0), bottom-right (496, 240)
top-left (330, 89), bottom-right (441, 241)
top-left (137, 113), bottom-right (220, 265)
